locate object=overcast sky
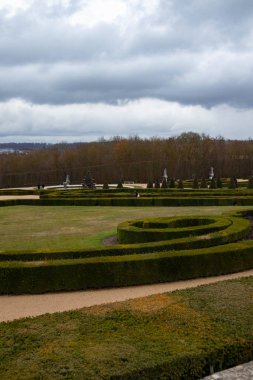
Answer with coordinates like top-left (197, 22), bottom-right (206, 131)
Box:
top-left (0, 0), bottom-right (253, 142)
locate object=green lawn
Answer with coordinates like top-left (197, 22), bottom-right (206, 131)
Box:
top-left (1, 205), bottom-right (253, 252)
top-left (0, 277), bottom-right (252, 379)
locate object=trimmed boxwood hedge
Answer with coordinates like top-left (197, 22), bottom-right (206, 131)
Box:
top-left (0, 238), bottom-right (253, 294)
top-left (37, 188), bottom-right (253, 208)
top-left (0, 209), bottom-right (252, 294)
top-left (117, 216), bottom-right (233, 243)
top-left (2, 196), bottom-right (253, 207)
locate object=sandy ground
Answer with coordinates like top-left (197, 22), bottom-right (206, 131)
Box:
top-left (0, 195), bottom-right (39, 200)
top-left (0, 269), bottom-right (252, 322)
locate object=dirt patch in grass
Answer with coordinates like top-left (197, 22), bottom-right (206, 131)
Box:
top-left (84, 294), bottom-right (182, 316)
top-left (102, 235), bottom-right (119, 246)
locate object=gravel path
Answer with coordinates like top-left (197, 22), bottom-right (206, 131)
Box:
top-left (0, 195), bottom-right (39, 200)
top-left (0, 269), bottom-right (252, 323)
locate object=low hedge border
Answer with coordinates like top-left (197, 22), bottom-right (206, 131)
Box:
top-left (0, 239), bottom-right (253, 294)
top-left (41, 188), bottom-right (253, 196)
top-left (2, 196), bottom-right (253, 207)
top-left (0, 210), bottom-right (252, 294)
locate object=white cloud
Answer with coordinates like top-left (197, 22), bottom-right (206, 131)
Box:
top-left (69, 0), bottom-right (127, 27)
top-left (68, 0), bottom-right (159, 28)
top-left (0, 98), bottom-right (252, 143)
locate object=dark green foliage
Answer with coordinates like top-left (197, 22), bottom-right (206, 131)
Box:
top-left (154, 179), bottom-right (160, 188)
top-left (229, 177), bottom-right (237, 189)
top-left (200, 178), bottom-right (207, 188)
top-left (82, 171), bottom-right (96, 189)
top-left (209, 177), bottom-right (217, 189)
top-left (146, 180), bottom-right (153, 189)
top-left (0, 189), bottom-right (37, 195)
top-left (193, 177), bottom-right (199, 189)
top-left (248, 176), bottom-right (253, 189)
top-left (3, 192), bottom-right (253, 208)
top-left (117, 215), bottom-right (236, 244)
top-left (169, 178), bottom-right (176, 188)
top-left (117, 181), bottom-right (123, 189)
top-left (217, 177), bottom-right (223, 188)
top-left (177, 179), bottom-right (184, 189)
top-left (103, 182), bottom-right (109, 190)
top-left (161, 178), bottom-right (167, 188)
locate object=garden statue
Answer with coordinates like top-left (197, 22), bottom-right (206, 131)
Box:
top-left (63, 174), bottom-right (70, 188)
top-left (209, 167), bottom-right (214, 179)
top-left (163, 168), bottom-right (168, 182)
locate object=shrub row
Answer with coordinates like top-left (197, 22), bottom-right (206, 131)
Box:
top-left (3, 197), bottom-right (253, 207)
top-left (41, 188), bottom-right (253, 198)
top-left (0, 189), bottom-right (37, 195)
top-left (1, 238), bottom-right (253, 294)
top-left (111, 344), bottom-right (253, 380)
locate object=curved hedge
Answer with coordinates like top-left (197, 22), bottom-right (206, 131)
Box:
top-left (0, 208), bottom-right (253, 294)
top-left (117, 216), bottom-right (233, 243)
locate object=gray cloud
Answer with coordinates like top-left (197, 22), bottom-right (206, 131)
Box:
top-left (1, 51), bottom-right (253, 107)
top-left (0, 0), bottom-right (253, 141)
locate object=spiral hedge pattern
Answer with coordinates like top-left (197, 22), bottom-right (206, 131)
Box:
top-left (117, 216), bottom-right (235, 243)
top-left (0, 209), bottom-right (253, 294)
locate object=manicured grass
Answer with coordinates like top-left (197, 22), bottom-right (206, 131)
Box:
top-left (0, 277), bottom-right (252, 379)
top-left (1, 205), bottom-right (252, 252)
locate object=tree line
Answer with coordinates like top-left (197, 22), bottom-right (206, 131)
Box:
top-left (0, 132), bottom-right (253, 188)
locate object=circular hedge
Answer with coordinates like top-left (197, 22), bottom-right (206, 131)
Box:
top-left (117, 216), bottom-right (233, 243)
top-left (0, 209), bottom-right (253, 294)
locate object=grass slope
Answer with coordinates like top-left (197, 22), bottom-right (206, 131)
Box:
top-left (0, 277), bottom-right (252, 379)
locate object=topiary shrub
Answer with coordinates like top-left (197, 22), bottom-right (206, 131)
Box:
top-left (193, 177), bottom-right (199, 189)
top-left (229, 177), bottom-right (237, 189)
top-left (177, 179), bottom-right (184, 189)
top-left (217, 177), bottom-right (223, 188)
top-left (82, 172), bottom-right (96, 189)
top-left (146, 180), bottom-right (153, 189)
top-left (209, 177), bottom-right (217, 189)
top-left (154, 179), bottom-right (160, 188)
top-left (200, 178), bottom-right (207, 188)
top-left (248, 176), bottom-right (253, 189)
top-left (169, 178), bottom-right (176, 188)
top-left (161, 178), bottom-right (167, 188)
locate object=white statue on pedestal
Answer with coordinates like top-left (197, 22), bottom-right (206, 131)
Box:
top-left (209, 167), bottom-right (214, 179)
